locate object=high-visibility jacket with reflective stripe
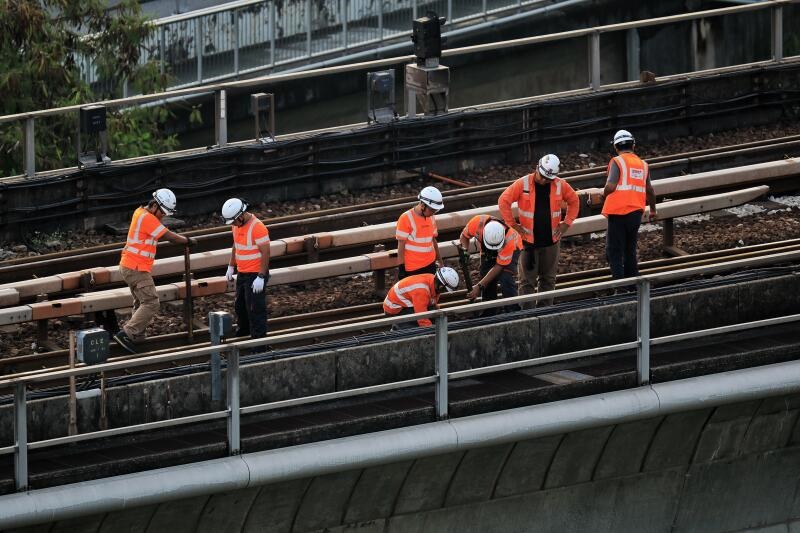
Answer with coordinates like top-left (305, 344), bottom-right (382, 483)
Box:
top-left (383, 273), bottom-right (438, 327)
top-left (396, 207), bottom-right (438, 271)
top-left (602, 152), bottom-right (649, 216)
top-left (232, 216), bottom-right (270, 273)
top-left (498, 175), bottom-right (579, 245)
top-left (119, 207), bottom-right (168, 272)
top-left (461, 214), bottom-right (522, 267)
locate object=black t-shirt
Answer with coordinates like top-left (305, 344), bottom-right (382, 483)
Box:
top-left (532, 181), bottom-right (554, 248)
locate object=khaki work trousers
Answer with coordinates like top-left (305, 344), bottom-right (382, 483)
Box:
top-left (120, 266), bottom-right (161, 340)
top-left (518, 241), bottom-right (560, 307)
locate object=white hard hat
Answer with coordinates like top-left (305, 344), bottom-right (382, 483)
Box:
top-left (152, 188), bottom-right (177, 216)
top-left (613, 129), bottom-right (635, 146)
top-left (435, 266), bottom-right (459, 292)
top-left (482, 221), bottom-right (506, 251)
top-left (418, 186), bottom-right (444, 211)
top-left (537, 154), bottom-right (560, 180)
top-left (222, 198), bottom-right (248, 224)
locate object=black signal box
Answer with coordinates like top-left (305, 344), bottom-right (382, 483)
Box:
top-left (412, 12), bottom-right (445, 65)
top-left (80, 105), bottom-right (107, 135)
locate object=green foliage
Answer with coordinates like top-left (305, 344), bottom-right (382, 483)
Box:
top-left (0, 0), bottom-right (180, 175)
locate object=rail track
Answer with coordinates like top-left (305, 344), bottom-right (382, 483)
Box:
top-left (2, 134), bottom-right (800, 285)
top-left (2, 237), bottom-right (798, 385)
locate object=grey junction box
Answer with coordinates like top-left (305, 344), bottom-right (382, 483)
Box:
top-left (76, 328), bottom-right (110, 365)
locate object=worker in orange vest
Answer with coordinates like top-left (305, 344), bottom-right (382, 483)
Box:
top-left (113, 189), bottom-right (196, 353)
top-left (601, 130), bottom-right (657, 278)
top-left (222, 198), bottom-right (271, 339)
top-left (383, 267), bottom-right (459, 328)
top-left (395, 186), bottom-right (443, 279)
top-left (459, 215), bottom-right (522, 313)
top-left (498, 154), bottom-right (579, 306)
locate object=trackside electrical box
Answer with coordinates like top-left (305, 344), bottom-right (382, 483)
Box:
top-left (76, 328), bottom-right (110, 365)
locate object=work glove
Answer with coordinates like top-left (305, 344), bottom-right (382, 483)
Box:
top-left (225, 265), bottom-right (235, 282)
top-left (186, 236), bottom-right (198, 248)
top-left (251, 275), bottom-right (265, 294)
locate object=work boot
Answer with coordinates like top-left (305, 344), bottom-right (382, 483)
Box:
top-left (113, 330), bottom-right (137, 354)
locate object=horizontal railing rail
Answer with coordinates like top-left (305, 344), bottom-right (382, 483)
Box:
top-left (2, 248), bottom-right (799, 491)
top-left (5, 0), bottom-right (796, 178)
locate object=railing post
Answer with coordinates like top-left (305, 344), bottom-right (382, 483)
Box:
top-left (227, 347), bottom-right (241, 455)
top-left (215, 89), bottom-right (228, 147)
top-left (412, 0), bottom-right (417, 21)
top-left (306, 0), bottom-right (312, 58)
top-left (772, 5), bottom-right (784, 61)
top-left (636, 279), bottom-right (651, 386)
top-left (341, 0), bottom-right (348, 49)
top-left (14, 383), bottom-right (27, 492)
top-left (159, 25), bottom-right (166, 76)
top-left (482, 0), bottom-right (487, 16)
top-left (270, 1), bottom-right (277, 66)
top-left (195, 17), bottom-right (203, 83)
top-left (435, 314), bottom-right (449, 420)
top-left (24, 118), bottom-right (35, 178)
top-left (378, 0), bottom-right (384, 42)
top-left (447, 0), bottom-right (452, 24)
top-left (626, 28), bottom-right (640, 82)
top-left (589, 31), bottom-right (601, 90)
top-left (233, 9), bottom-right (240, 76)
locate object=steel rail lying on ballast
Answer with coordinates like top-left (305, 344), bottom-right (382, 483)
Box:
top-left (2, 0), bottom-right (796, 179)
top-left (1, 248), bottom-right (799, 491)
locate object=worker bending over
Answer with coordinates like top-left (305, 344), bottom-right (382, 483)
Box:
top-left (498, 154), bottom-right (579, 306)
top-left (222, 198), bottom-right (271, 339)
top-left (459, 215), bottom-right (522, 313)
top-left (114, 189), bottom-right (195, 353)
top-left (395, 186), bottom-right (443, 279)
top-left (601, 130), bottom-right (657, 278)
top-left (383, 267), bottom-right (459, 328)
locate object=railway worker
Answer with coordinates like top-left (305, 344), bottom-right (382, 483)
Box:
top-left (395, 186), bottom-right (444, 280)
top-left (222, 198), bottom-right (271, 339)
top-left (498, 154), bottom-right (579, 307)
top-left (383, 266), bottom-right (459, 329)
top-left (601, 130), bottom-right (657, 278)
top-left (458, 215), bottom-right (522, 313)
top-left (113, 189), bottom-right (196, 354)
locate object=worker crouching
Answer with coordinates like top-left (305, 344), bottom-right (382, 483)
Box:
top-left (222, 198), bottom-right (271, 339)
top-left (114, 189), bottom-right (196, 354)
top-left (459, 215), bottom-right (522, 314)
top-left (383, 267), bottom-right (459, 329)
top-left (395, 186), bottom-right (444, 279)
top-left (498, 154), bottom-right (579, 307)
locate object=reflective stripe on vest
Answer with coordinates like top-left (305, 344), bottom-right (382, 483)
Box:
top-left (602, 154), bottom-right (648, 216)
top-left (234, 217), bottom-right (269, 262)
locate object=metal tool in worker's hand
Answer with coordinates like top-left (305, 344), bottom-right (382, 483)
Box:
top-left (457, 244), bottom-right (474, 298)
top-left (183, 244), bottom-right (194, 343)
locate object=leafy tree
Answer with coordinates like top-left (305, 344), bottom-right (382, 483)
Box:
top-left (0, 0), bottom-right (179, 175)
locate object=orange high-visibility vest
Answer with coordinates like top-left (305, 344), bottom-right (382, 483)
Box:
top-left (232, 216), bottom-right (270, 273)
top-left (395, 207), bottom-right (438, 271)
top-left (602, 152), bottom-right (649, 216)
top-left (119, 207), bottom-right (168, 272)
top-left (460, 214), bottom-right (522, 267)
top-left (498, 175), bottom-right (579, 245)
top-left (383, 273), bottom-right (438, 327)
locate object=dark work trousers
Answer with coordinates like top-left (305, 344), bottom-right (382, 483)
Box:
top-left (235, 272), bottom-right (268, 339)
top-left (606, 210), bottom-right (643, 279)
top-left (398, 260), bottom-right (437, 280)
top-left (480, 250), bottom-right (521, 315)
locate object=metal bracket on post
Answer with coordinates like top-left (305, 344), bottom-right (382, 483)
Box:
top-left (14, 383), bottom-right (27, 492)
top-left (215, 89), bottom-right (227, 148)
top-left (227, 346), bottom-right (241, 455)
top-left (772, 6), bottom-right (784, 61)
top-left (636, 279), bottom-right (651, 386)
top-left (304, 236), bottom-right (320, 263)
top-left (24, 118), bottom-right (35, 178)
top-left (435, 314), bottom-right (449, 420)
top-left (589, 31), bottom-right (601, 90)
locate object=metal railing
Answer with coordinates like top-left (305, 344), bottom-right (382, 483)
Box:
top-left (84, 0), bottom-right (569, 93)
top-left (1, 249), bottom-right (798, 491)
top-left (5, 0), bottom-right (796, 179)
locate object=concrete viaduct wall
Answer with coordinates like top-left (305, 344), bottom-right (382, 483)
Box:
top-left (10, 392), bottom-right (800, 532)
